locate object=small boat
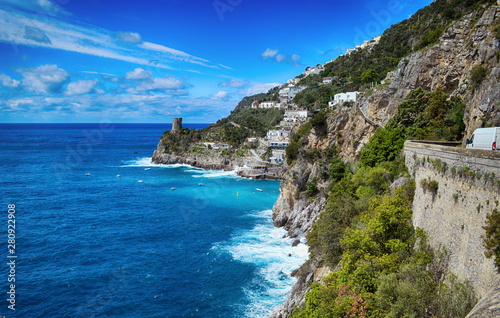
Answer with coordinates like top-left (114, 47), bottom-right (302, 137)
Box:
top-left (138, 180), bottom-right (144, 183)
top-left (236, 192), bottom-right (240, 197)
top-left (256, 188), bottom-right (264, 192)
top-left (198, 183), bottom-right (204, 186)
top-left (116, 175), bottom-right (121, 178)
top-left (85, 173), bottom-right (91, 176)
top-left (144, 168), bottom-right (151, 170)
top-left (171, 187), bottom-right (176, 190)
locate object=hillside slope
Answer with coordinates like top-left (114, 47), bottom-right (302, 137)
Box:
top-left (270, 3), bottom-right (500, 317)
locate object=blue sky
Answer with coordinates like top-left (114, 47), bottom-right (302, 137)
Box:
top-left (0, 0), bottom-right (432, 123)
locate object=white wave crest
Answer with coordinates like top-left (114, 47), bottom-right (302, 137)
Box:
top-left (214, 209), bottom-right (309, 318)
top-left (121, 157), bottom-right (191, 168)
top-left (189, 169), bottom-right (237, 178)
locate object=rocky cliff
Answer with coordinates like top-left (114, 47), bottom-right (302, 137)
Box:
top-left (152, 140), bottom-right (245, 171)
top-left (269, 4), bottom-right (500, 317)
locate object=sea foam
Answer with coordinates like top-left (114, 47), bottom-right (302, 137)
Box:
top-left (121, 157), bottom-right (191, 168)
top-left (214, 209), bottom-right (308, 318)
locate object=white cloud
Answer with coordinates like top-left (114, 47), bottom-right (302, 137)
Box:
top-left (218, 64), bottom-right (234, 70)
top-left (81, 71), bottom-right (117, 77)
top-left (291, 54), bottom-right (301, 62)
top-left (114, 31), bottom-right (142, 44)
top-left (24, 25), bottom-right (51, 43)
top-left (0, 93), bottom-right (236, 123)
top-left (139, 42), bottom-right (191, 58)
top-left (261, 48), bottom-right (279, 60)
top-left (65, 79), bottom-right (98, 95)
top-left (7, 98), bottom-right (33, 109)
top-left (19, 64), bottom-right (70, 94)
top-left (125, 68), bottom-right (152, 80)
top-left (0, 74), bottom-right (20, 87)
top-left (0, 6), bottom-right (221, 73)
top-left (212, 91), bottom-right (229, 100)
top-left (219, 79), bottom-right (249, 88)
top-left (1, 0), bottom-right (68, 16)
top-left (261, 48), bottom-right (302, 66)
top-left (126, 76), bottom-right (186, 94)
top-left (242, 83), bottom-right (280, 96)
top-left (140, 77), bottom-right (184, 90)
top-left (275, 54), bottom-right (286, 62)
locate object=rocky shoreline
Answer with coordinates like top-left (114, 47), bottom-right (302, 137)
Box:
top-left (151, 140), bottom-right (284, 180)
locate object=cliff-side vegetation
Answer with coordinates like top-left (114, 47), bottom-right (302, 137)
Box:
top-left (291, 0), bottom-right (495, 110)
top-left (320, 0), bottom-right (496, 85)
top-left (292, 167), bottom-right (476, 317)
top-left (483, 208), bottom-right (500, 272)
top-left (289, 86), bottom-right (476, 317)
top-left (360, 87), bottom-right (465, 167)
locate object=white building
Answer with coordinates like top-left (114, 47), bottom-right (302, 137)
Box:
top-left (304, 65), bottom-right (324, 77)
top-left (279, 86), bottom-right (307, 102)
top-left (344, 35), bottom-right (382, 56)
top-left (287, 78), bottom-right (301, 85)
top-left (284, 109), bottom-right (308, 121)
top-left (266, 129), bottom-right (290, 141)
top-left (259, 101), bottom-right (280, 109)
top-left (269, 141), bottom-right (289, 150)
top-left (322, 77), bottom-right (335, 84)
top-left (328, 92), bottom-right (359, 107)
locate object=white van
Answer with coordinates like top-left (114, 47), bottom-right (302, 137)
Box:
top-left (465, 127), bottom-right (499, 151)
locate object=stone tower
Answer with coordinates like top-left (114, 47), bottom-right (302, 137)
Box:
top-left (172, 117), bottom-right (182, 132)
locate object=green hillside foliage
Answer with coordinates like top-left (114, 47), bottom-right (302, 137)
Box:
top-left (320, 0), bottom-right (495, 85)
top-left (161, 128), bottom-right (201, 152)
top-left (292, 82), bottom-right (474, 317)
top-left (360, 88), bottom-right (465, 167)
top-left (292, 162), bottom-right (476, 317)
top-left (233, 85), bottom-right (280, 111)
top-left (160, 87), bottom-right (285, 149)
top-left (224, 108), bottom-right (284, 134)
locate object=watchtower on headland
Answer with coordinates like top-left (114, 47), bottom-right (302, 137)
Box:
top-left (172, 118), bottom-right (182, 132)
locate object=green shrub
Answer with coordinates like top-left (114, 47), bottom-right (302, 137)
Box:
top-left (306, 181), bottom-right (319, 196)
top-left (494, 24), bottom-right (500, 40)
top-left (470, 65), bottom-right (489, 88)
top-left (359, 127), bottom-right (406, 167)
top-left (421, 179), bottom-right (439, 194)
top-left (286, 140), bottom-right (300, 165)
top-left (483, 208), bottom-right (500, 272)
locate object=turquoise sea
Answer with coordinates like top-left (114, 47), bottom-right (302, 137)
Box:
top-left (0, 123), bottom-right (307, 318)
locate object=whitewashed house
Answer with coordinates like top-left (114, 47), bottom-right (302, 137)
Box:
top-left (322, 77), bottom-right (335, 84)
top-left (328, 92), bottom-right (359, 107)
top-left (284, 109), bottom-right (308, 121)
top-left (259, 101), bottom-right (280, 109)
top-left (279, 86), bottom-right (306, 102)
top-left (304, 65), bottom-right (324, 77)
top-left (266, 129), bottom-right (290, 141)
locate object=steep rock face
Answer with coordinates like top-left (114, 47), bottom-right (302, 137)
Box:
top-left (357, 5), bottom-right (500, 138)
top-left (269, 5), bottom-right (500, 317)
top-left (340, 4), bottom-right (500, 162)
top-left (269, 261), bottom-right (331, 318)
top-left (272, 107), bottom-right (352, 236)
top-left (466, 284), bottom-right (500, 318)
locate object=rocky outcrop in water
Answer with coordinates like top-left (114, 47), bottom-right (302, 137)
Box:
top-left (152, 142), bottom-right (245, 171)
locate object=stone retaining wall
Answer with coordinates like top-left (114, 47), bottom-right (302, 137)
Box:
top-left (404, 141), bottom-right (500, 298)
